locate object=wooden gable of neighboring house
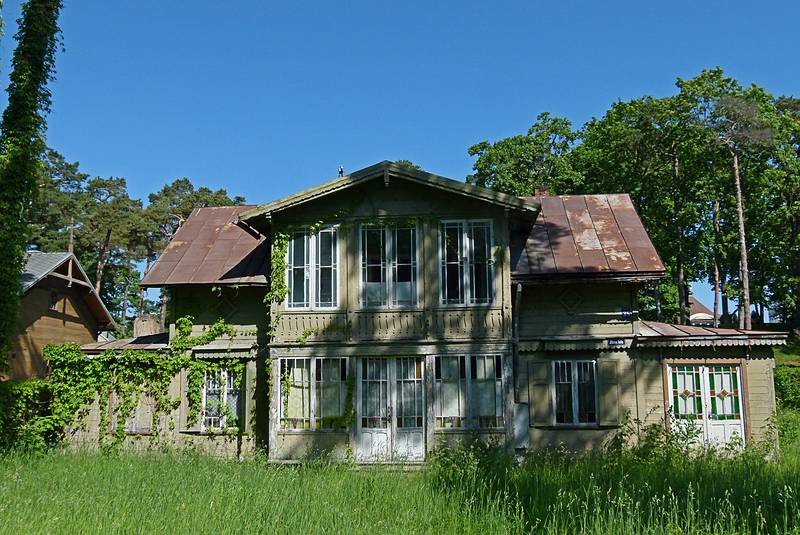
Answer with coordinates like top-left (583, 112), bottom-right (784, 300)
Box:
top-left (6, 252), bottom-right (116, 380)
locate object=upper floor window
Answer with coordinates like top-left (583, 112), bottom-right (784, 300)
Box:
top-left (287, 227), bottom-right (338, 309)
top-left (360, 225), bottom-right (418, 308)
top-left (440, 221), bottom-right (493, 305)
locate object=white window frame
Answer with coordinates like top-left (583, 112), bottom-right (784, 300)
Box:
top-left (438, 219), bottom-right (495, 306)
top-left (359, 223), bottom-right (421, 309)
top-left (433, 354), bottom-right (504, 430)
top-left (551, 360), bottom-right (598, 428)
top-left (280, 356), bottom-right (349, 431)
top-left (285, 226), bottom-right (339, 310)
top-left (201, 368), bottom-right (241, 432)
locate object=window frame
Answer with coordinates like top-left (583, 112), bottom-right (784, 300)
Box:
top-left (551, 359), bottom-right (598, 428)
top-left (438, 219), bottom-right (495, 307)
top-left (201, 368), bottom-right (241, 432)
top-left (285, 226), bottom-right (340, 310)
top-left (358, 223), bottom-right (421, 309)
top-left (433, 353), bottom-right (504, 431)
top-left (280, 356), bottom-right (349, 432)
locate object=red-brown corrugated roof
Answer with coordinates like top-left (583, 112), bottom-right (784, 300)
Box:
top-left (637, 320), bottom-right (786, 347)
top-left (140, 206), bottom-right (268, 287)
top-left (511, 194), bottom-right (665, 279)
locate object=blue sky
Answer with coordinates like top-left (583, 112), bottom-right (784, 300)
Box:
top-left (1, 1), bottom-right (797, 310)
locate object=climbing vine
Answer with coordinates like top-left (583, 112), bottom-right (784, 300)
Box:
top-left (0, 316), bottom-right (247, 451)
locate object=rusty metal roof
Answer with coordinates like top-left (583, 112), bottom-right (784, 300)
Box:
top-left (637, 320), bottom-right (787, 347)
top-left (81, 332), bottom-right (169, 354)
top-left (140, 205), bottom-right (269, 287)
top-left (511, 194), bottom-right (666, 280)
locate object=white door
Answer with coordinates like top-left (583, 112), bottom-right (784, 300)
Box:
top-left (356, 357), bottom-right (425, 462)
top-left (668, 364), bottom-right (745, 447)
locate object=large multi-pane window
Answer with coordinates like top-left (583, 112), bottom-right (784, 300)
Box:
top-left (440, 221), bottom-right (493, 305)
top-left (434, 355), bottom-right (503, 429)
top-left (281, 357), bottom-right (347, 430)
top-left (286, 227), bottom-right (338, 309)
top-left (360, 225), bottom-right (418, 307)
top-left (202, 368), bottom-right (241, 430)
top-left (553, 360), bottom-right (597, 425)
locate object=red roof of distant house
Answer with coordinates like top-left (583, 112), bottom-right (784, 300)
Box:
top-left (511, 194), bottom-right (665, 280)
top-left (689, 296), bottom-right (713, 317)
top-left (140, 206), bottom-right (268, 287)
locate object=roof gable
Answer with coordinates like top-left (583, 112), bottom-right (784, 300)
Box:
top-left (239, 161), bottom-right (539, 222)
top-left (511, 194), bottom-right (666, 280)
top-left (22, 251), bottom-right (116, 330)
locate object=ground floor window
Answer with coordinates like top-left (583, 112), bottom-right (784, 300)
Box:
top-left (553, 360), bottom-right (597, 425)
top-left (670, 364), bottom-right (742, 421)
top-left (434, 354), bottom-right (503, 429)
top-left (281, 357), bottom-right (347, 430)
top-left (202, 368), bottom-right (241, 430)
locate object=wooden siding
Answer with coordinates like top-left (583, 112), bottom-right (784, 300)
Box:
top-left (168, 286), bottom-right (267, 345)
top-left (744, 357), bottom-right (775, 442)
top-left (270, 178), bottom-right (512, 346)
top-left (517, 283), bottom-right (636, 338)
top-left (8, 286), bottom-right (98, 380)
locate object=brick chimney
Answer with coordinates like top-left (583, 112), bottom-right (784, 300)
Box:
top-left (534, 185), bottom-right (550, 196)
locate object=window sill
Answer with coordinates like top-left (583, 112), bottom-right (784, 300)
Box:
top-left (277, 429), bottom-right (349, 434)
top-left (434, 428), bottom-right (505, 434)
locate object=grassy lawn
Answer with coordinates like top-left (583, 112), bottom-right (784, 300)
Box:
top-left (0, 452), bottom-right (518, 534)
top-left (1, 444), bottom-right (799, 534)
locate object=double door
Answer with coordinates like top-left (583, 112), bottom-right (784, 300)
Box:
top-left (668, 364), bottom-right (745, 447)
top-left (356, 357), bottom-right (425, 462)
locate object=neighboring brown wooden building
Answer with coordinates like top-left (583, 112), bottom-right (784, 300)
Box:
top-left (5, 252), bottom-right (116, 380)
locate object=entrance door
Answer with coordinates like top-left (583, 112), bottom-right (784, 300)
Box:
top-left (356, 357), bottom-right (425, 462)
top-left (668, 364), bottom-right (745, 447)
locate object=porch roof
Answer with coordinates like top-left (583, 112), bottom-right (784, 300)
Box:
top-left (636, 321), bottom-right (787, 348)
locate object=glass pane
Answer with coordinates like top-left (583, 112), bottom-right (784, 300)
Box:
top-left (554, 361), bottom-right (573, 424)
top-left (319, 231), bottom-right (333, 264)
top-left (469, 223), bottom-right (491, 304)
top-left (577, 362), bottom-right (596, 423)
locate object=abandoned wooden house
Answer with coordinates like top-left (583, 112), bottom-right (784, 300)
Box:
top-left (6, 252), bottom-right (116, 380)
top-left (78, 161), bottom-right (785, 460)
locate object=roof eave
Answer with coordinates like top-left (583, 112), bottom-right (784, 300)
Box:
top-left (239, 161), bottom-right (540, 222)
top-left (512, 271), bottom-right (666, 284)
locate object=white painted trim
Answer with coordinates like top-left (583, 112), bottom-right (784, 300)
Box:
top-left (437, 219), bottom-right (496, 307)
top-left (551, 359), bottom-right (599, 428)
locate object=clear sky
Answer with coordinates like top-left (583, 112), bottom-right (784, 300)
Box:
top-left (1, 0), bottom-right (797, 310)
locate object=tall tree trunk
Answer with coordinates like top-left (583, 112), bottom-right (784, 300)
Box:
top-left (159, 289), bottom-right (167, 331)
top-left (738, 260), bottom-right (745, 329)
top-left (120, 279), bottom-right (129, 332)
top-left (138, 253), bottom-right (152, 315)
top-left (731, 148), bottom-right (751, 329)
top-left (712, 198), bottom-right (721, 328)
top-left (720, 270), bottom-right (730, 327)
top-left (672, 146), bottom-right (687, 325)
top-left (95, 227), bottom-right (112, 294)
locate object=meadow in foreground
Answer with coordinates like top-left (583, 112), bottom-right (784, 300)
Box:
top-left (1, 428), bottom-right (799, 535)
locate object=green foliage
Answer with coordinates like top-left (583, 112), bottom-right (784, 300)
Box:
top-left (0, 316), bottom-right (241, 452)
top-left (0, 0), bottom-right (62, 362)
top-left (776, 365), bottom-right (800, 410)
top-left (468, 112), bottom-right (583, 196)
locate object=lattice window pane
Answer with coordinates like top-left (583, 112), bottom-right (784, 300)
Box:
top-left (671, 366), bottom-right (703, 420)
top-left (287, 231), bottom-right (309, 308)
top-left (362, 226), bottom-right (386, 307)
top-left (577, 361), bottom-right (596, 423)
top-left (441, 223), bottom-right (464, 304)
top-left (392, 227), bottom-right (417, 307)
top-left (282, 359), bottom-right (311, 429)
top-left (315, 228), bottom-right (337, 308)
top-left (434, 355), bottom-right (467, 428)
top-left (468, 222), bottom-right (492, 304)
top-left (554, 361), bottom-right (574, 424)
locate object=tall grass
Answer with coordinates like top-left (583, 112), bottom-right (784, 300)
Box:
top-left (0, 451), bottom-right (522, 534)
top-left (428, 440), bottom-right (800, 534)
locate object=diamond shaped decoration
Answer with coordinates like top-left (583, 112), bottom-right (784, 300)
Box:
top-left (718, 389), bottom-right (729, 399)
top-left (558, 288), bottom-right (583, 313)
top-left (680, 389), bottom-right (692, 400)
